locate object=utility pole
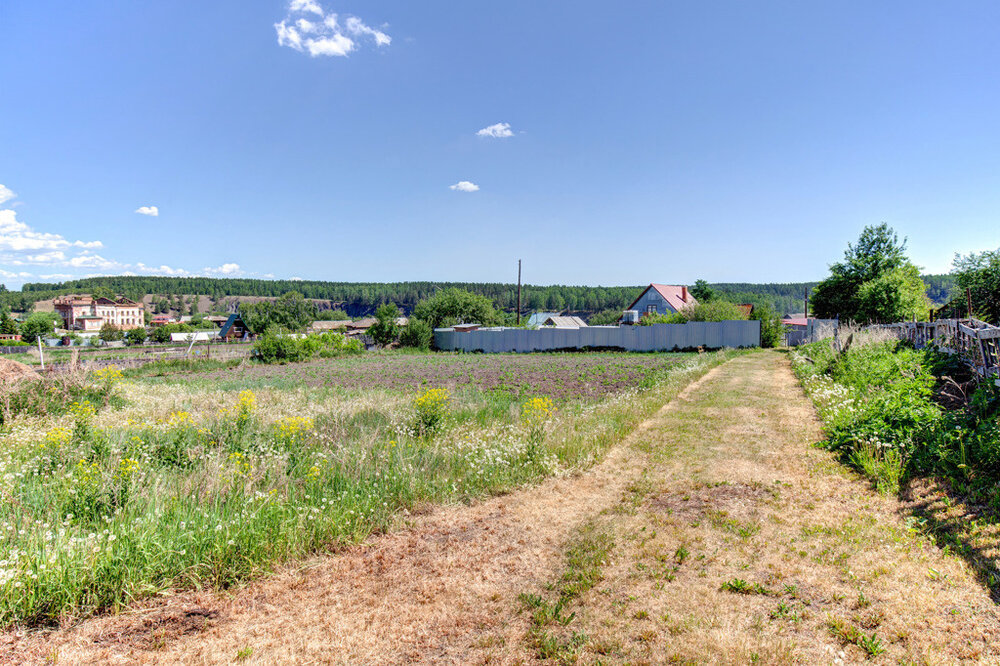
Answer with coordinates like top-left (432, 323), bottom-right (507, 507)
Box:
top-left (803, 288), bottom-right (809, 320)
top-left (516, 260), bottom-right (522, 326)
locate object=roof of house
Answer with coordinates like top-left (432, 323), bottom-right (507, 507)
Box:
top-left (543, 316), bottom-right (587, 328)
top-left (527, 312), bottom-right (560, 326)
top-left (309, 320), bottom-right (349, 330)
top-left (219, 314), bottom-right (248, 338)
top-left (348, 317), bottom-right (378, 329)
top-left (783, 317), bottom-right (810, 327)
top-left (735, 304), bottom-right (754, 318)
top-left (626, 284), bottom-right (698, 313)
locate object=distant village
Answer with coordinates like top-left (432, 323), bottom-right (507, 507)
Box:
top-left (0, 283), bottom-right (815, 350)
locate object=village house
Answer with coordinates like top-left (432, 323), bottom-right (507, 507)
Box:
top-left (625, 284), bottom-right (698, 318)
top-left (53, 296), bottom-right (144, 332)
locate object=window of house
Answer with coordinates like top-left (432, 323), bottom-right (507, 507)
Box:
top-left (646, 305), bottom-right (657, 314)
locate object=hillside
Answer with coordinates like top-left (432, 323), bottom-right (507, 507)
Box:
top-left (4, 273), bottom-right (957, 318)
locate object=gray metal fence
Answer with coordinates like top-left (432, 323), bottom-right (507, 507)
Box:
top-left (434, 321), bottom-right (761, 353)
top-left (785, 319), bottom-right (839, 346)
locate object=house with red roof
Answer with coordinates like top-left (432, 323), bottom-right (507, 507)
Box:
top-left (625, 284), bottom-right (698, 319)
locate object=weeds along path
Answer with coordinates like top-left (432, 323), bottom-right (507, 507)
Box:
top-left (483, 351), bottom-right (1000, 664)
top-left (8, 358), bottom-right (728, 665)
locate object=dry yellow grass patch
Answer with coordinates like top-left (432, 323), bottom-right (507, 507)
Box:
top-left (501, 352), bottom-right (1000, 665)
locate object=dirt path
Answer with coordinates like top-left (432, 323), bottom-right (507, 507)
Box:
top-left (14, 352), bottom-right (1000, 664)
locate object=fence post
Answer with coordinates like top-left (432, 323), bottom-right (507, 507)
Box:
top-left (37, 336), bottom-right (44, 371)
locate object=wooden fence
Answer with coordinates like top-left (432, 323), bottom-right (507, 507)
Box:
top-left (869, 318), bottom-right (1000, 378)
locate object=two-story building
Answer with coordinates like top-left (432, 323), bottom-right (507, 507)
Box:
top-left (53, 296), bottom-right (145, 331)
top-left (625, 284), bottom-right (698, 318)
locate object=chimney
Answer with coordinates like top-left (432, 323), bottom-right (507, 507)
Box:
top-left (681, 286), bottom-right (688, 302)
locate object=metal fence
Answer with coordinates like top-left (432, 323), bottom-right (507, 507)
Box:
top-left (868, 319), bottom-right (1000, 378)
top-left (784, 319), bottom-right (840, 346)
top-left (434, 321), bottom-right (761, 353)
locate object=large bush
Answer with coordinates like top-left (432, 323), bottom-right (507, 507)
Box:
top-left (368, 303), bottom-right (400, 346)
top-left (412, 288), bottom-right (501, 328)
top-left (639, 300), bottom-right (749, 325)
top-left (252, 331), bottom-right (363, 364)
top-left (399, 318), bottom-right (433, 350)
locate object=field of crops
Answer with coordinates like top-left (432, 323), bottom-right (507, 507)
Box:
top-left (0, 350), bottom-right (725, 628)
top-left (142, 352), bottom-right (697, 400)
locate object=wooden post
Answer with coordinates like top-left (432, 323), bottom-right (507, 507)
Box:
top-left (37, 336), bottom-right (44, 371)
top-left (516, 259), bottom-right (522, 326)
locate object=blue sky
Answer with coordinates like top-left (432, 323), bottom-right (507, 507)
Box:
top-left (2, 1), bottom-right (999, 289)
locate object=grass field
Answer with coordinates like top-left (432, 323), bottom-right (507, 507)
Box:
top-left (0, 349), bottom-right (722, 628)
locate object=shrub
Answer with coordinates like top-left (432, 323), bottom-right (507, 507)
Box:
top-left (99, 323), bottom-right (124, 342)
top-left (399, 318), bottom-right (433, 350)
top-left (126, 327), bottom-right (147, 346)
top-left (369, 303), bottom-right (400, 346)
top-left (252, 331), bottom-right (362, 364)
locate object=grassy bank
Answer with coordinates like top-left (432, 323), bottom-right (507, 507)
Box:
top-left (0, 351), bottom-right (735, 627)
top-left (791, 335), bottom-right (1000, 498)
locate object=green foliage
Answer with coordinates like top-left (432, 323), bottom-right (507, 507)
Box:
top-left (749, 301), bottom-right (783, 348)
top-left (399, 318), bottom-right (432, 350)
top-left (239, 291), bottom-right (317, 334)
top-left (316, 308), bottom-right (350, 321)
top-left (150, 323), bottom-right (194, 344)
top-left (0, 307), bottom-right (17, 335)
top-left (792, 338), bottom-right (1000, 497)
top-left (952, 247), bottom-right (1000, 323)
top-left (252, 331), bottom-right (362, 364)
top-left (412, 288), bottom-right (502, 328)
top-left (125, 327), bottom-right (147, 346)
top-left (586, 309), bottom-right (621, 326)
top-left (98, 323), bottom-right (124, 342)
top-left (811, 224), bottom-right (929, 322)
top-left (689, 279), bottom-right (717, 302)
top-left (19, 312), bottom-right (58, 343)
top-left (640, 300), bottom-right (749, 324)
top-left (368, 303), bottom-right (400, 346)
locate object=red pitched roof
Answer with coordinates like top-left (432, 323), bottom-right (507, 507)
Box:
top-left (626, 284), bottom-right (697, 313)
top-left (735, 304), bottom-right (754, 318)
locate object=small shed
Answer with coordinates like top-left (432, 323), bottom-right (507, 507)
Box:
top-left (218, 314), bottom-right (252, 341)
top-left (308, 320), bottom-right (349, 333)
top-left (542, 316), bottom-right (587, 328)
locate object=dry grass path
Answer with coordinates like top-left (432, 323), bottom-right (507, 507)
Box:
top-left (11, 351), bottom-right (1000, 664)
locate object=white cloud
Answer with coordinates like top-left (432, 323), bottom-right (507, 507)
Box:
top-left (0, 185), bottom-right (15, 205)
top-left (476, 122), bottom-right (514, 138)
top-left (276, 2), bottom-right (390, 57)
top-left (135, 262), bottom-right (190, 276)
top-left (134, 205), bottom-right (159, 216)
top-left (0, 268), bottom-right (32, 279)
top-left (0, 209), bottom-right (103, 254)
top-left (204, 263), bottom-right (241, 276)
top-left (290, 0), bottom-right (323, 15)
top-left (289, 276), bottom-right (304, 281)
top-left (450, 181), bottom-right (480, 192)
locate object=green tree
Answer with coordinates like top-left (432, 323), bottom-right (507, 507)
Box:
top-left (749, 302), bottom-right (784, 348)
top-left (811, 224), bottom-right (927, 322)
top-left (369, 303), bottom-right (400, 346)
top-left (587, 309), bottom-right (622, 326)
top-left (0, 307), bottom-right (17, 335)
top-left (689, 279), bottom-right (717, 302)
top-left (240, 292), bottom-right (317, 334)
top-left (412, 288), bottom-right (501, 328)
top-left (952, 247), bottom-right (1000, 323)
top-left (399, 318), bottom-right (433, 349)
top-left (99, 323), bottom-right (124, 342)
top-left (126, 327), bottom-right (147, 346)
top-left (19, 312), bottom-right (57, 343)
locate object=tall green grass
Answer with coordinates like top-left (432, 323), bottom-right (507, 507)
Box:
top-left (0, 350), bottom-right (736, 627)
